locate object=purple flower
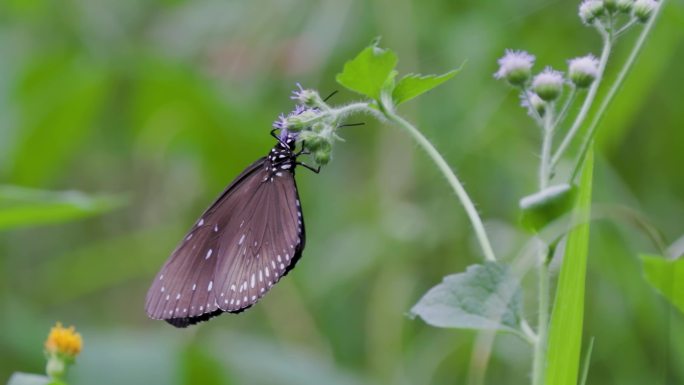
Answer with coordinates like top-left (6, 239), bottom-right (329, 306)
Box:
top-left (494, 50), bottom-right (536, 86)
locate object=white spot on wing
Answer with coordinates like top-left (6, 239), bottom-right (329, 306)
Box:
top-left (208, 281), bottom-right (213, 291)
top-left (192, 284), bottom-right (197, 291)
top-left (214, 224), bottom-right (219, 232)
top-left (198, 218), bottom-right (204, 226)
top-left (239, 234), bottom-right (246, 245)
top-left (205, 249), bottom-right (213, 259)
top-left (251, 274), bottom-right (255, 288)
top-left (176, 293), bottom-right (181, 300)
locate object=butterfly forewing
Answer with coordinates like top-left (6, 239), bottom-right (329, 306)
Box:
top-left (145, 154), bottom-right (305, 327)
top-left (145, 158), bottom-right (267, 325)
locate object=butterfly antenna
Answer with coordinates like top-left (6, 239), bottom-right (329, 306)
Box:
top-left (337, 122), bottom-right (365, 128)
top-left (323, 90), bottom-right (338, 102)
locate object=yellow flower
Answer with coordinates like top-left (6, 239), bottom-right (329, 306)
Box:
top-left (44, 322), bottom-right (82, 358)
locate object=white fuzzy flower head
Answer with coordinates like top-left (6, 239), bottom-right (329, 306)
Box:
top-left (494, 50), bottom-right (535, 86)
top-left (633, 0), bottom-right (658, 22)
top-left (568, 54), bottom-right (600, 88)
top-left (521, 92), bottom-right (546, 118)
top-left (532, 67), bottom-right (564, 102)
top-left (579, 0), bottom-right (605, 24)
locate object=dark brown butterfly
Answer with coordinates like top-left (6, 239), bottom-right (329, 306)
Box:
top-left (145, 129), bottom-right (317, 327)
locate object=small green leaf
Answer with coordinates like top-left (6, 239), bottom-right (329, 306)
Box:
top-left (335, 41), bottom-right (398, 100)
top-left (545, 147), bottom-right (594, 385)
top-left (392, 69), bottom-right (459, 105)
top-left (6, 373), bottom-right (52, 385)
top-left (409, 262), bottom-right (523, 334)
top-left (0, 185), bottom-right (125, 230)
top-left (641, 254), bottom-right (684, 314)
top-left (520, 184), bottom-right (577, 232)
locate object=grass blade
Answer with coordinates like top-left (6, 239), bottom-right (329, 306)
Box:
top-left (545, 147), bottom-right (594, 385)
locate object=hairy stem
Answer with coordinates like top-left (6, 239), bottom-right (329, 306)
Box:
top-left (572, 3), bottom-right (667, 181)
top-left (380, 100), bottom-right (497, 262)
top-left (539, 109), bottom-right (555, 189)
top-left (551, 32), bottom-right (612, 168)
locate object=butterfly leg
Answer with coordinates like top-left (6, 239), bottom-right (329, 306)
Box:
top-left (297, 162), bottom-right (320, 174)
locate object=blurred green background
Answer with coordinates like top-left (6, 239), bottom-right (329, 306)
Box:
top-left (2, 0), bottom-right (684, 384)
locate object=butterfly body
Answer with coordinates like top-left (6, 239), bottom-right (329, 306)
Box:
top-left (145, 133), bottom-right (306, 327)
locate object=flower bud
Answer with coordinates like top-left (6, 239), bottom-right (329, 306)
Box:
top-left (521, 92), bottom-right (546, 118)
top-left (494, 50), bottom-right (535, 87)
top-left (616, 0), bottom-right (634, 12)
top-left (633, 0), bottom-right (657, 22)
top-left (531, 68), bottom-right (564, 102)
top-left (290, 83), bottom-right (325, 108)
top-left (568, 54), bottom-right (599, 88)
top-left (604, 0), bottom-right (618, 12)
top-left (314, 150), bottom-right (331, 165)
top-left (44, 322), bottom-right (82, 379)
top-left (579, 0), bottom-right (605, 24)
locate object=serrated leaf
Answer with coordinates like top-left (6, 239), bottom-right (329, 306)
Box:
top-left (641, 254), bottom-right (684, 314)
top-left (0, 185), bottom-right (125, 230)
top-left (6, 373), bottom-right (52, 385)
top-left (392, 70), bottom-right (459, 105)
top-left (409, 262), bottom-right (523, 334)
top-left (335, 42), bottom-right (398, 100)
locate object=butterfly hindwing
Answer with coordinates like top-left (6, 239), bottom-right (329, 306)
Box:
top-left (214, 162), bottom-right (305, 312)
top-left (145, 158), bottom-right (267, 326)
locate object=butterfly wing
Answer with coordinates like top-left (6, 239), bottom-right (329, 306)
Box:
top-left (214, 166), bottom-right (305, 312)
top-left (145, 157), bottom-right (306, 327)
top-left (145, 158), bottom-right (267, 327)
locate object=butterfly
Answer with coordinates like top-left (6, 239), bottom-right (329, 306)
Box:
top-left (145, 128), bottom-right (318, 327)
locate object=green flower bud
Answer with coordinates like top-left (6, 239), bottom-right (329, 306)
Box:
top-left (568, 54), bottom-right (599, 88)
top-left (633, 0), bottom-right (657, 22)
top-left (579, 0), bottom-right (605, 24)
top-left (531, 68), bottom-right (564, 102)
top-left (314, 149), bottom-right (331, 165)
top-left (494, 50), bottom-right (535, 87)
top-left (521, 92), bottom-right (546, 118)
top-left (604, 0), bottom-right (618, 12)
top-left (616, 0), bottom-right (634, 12)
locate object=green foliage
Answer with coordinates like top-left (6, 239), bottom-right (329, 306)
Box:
top-left (392, 70), bottom-right (460, 106)
top-left (335, 41), bottom-right (398, 101)
top-left (0, 185), bottom-right (124, 230)
top-left (545, 148), bottom-right (594, 385)
top-left (519, 184), bottom-right (577, 233)
top-left (640, 254), bottom-right (684, 314)
top-left (409, 262), bottom-right (524, 335)
top-left (336, 41), bottom-right (458, 106)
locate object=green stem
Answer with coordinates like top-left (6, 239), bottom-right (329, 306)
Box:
top-left (551, 32), bottom-right (612, 168)
top-left (539, 109), bottom-right (555, 189)
top-left (381, 100), bottom-right (497, 262)
top-left (571, 3), bottom-right (666, 181)
top-left (532, 245), bottom-right (550, 385)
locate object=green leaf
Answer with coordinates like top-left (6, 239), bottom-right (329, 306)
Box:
top-left (335, 41), bottom-right (398, 100)
top-left (392, 69), bottom-right (459, 105)
top-left (545, 147), bottom-right (594, 385)
top-left (409, 262), bottom-right (523, 334)
top-left (640, 254), bottom-right (684, 314)
top-left (519, 184), bottom-right (577, 232)
top-left (6, 373), bottom-right (52, 385)
top-left (0, 185), bottom-right (125, 230)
